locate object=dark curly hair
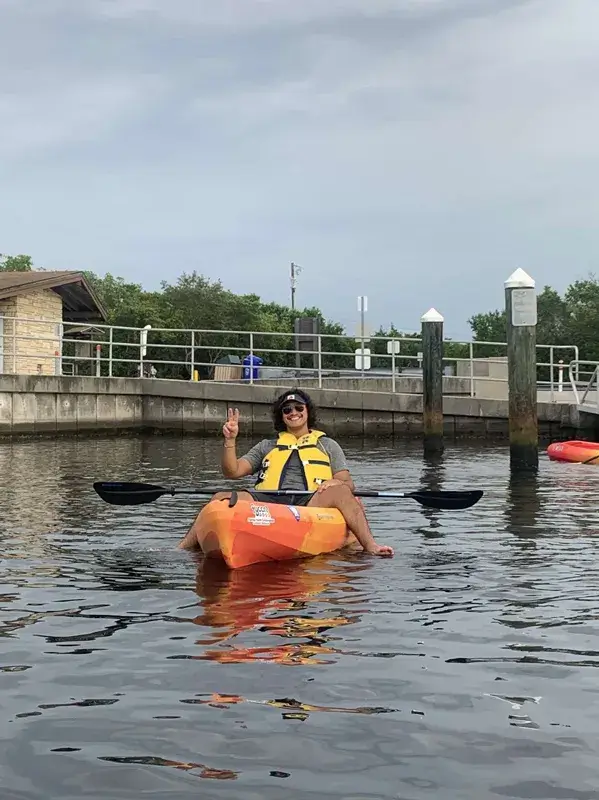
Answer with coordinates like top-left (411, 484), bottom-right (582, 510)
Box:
top-left (272, 388), bottom-right (317, 432)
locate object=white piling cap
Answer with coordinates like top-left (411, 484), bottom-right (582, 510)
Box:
top-left (504, 268), bottom-right (535, 289)
top-left (421, 307), bottom-right (444, 323)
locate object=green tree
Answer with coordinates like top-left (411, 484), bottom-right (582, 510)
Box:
top-left (17, 250), bottom-right (599, 385)
top-left (562, 277), bottom-right (599, 363)
top-left (82, 271), bottom-right (169, 376)
top-left (468, 277), bottom-right (599, 382)
top-left (0, 254), bottom-right (34, 271)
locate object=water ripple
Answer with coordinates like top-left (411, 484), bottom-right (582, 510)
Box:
top-left (2, 436), bottom-right (599, 798)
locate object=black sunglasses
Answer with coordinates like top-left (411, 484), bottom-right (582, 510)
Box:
top-left (282, 403), bottom-right (306, 415)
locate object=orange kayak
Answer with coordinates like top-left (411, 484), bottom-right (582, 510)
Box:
top-left (547, 440), bottom-right (599, 464)
top-left (187, 497), bottom-right (357, 569)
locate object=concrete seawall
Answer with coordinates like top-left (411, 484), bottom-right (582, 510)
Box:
top-left (0, 375), bottom-right (584, 439)
top-left (256, 375), bottom-right (474, 396)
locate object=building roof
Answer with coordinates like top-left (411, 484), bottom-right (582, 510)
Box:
top-left (0, 271), bottom-right (107, 321)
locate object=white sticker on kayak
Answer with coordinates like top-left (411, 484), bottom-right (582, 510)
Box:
top-left (247, 504), bottom-right (275, 526)
top-left (288, 506), bottom-right (301, 521)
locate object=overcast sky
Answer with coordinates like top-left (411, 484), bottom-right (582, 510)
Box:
top-left (1, 0), bottom-right (598, 338)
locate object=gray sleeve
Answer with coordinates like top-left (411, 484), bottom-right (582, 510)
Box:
top-left (239, 439), bottom-right (274, 473)
top-left (321, 437), bottom-right (349, 474)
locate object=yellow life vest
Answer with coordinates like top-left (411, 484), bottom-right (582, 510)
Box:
top-left (254, 429), bottom-right (333, 491)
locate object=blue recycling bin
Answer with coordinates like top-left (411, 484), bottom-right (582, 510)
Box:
top-left (242, 354), bottom-right (263, 380)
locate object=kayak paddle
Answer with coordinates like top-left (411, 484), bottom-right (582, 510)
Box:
top-left (93, 481), bottom-right (483, 511)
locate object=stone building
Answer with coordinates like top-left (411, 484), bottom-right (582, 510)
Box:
top-left (0, 271), bottom-right (107, 375)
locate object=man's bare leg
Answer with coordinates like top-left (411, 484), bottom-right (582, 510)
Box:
top-left (177, 490), bottom-right (255, 550)
top-left (308, 484), bottom-right (394, 557)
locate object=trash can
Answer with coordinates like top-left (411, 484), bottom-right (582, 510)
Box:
top-left (242, 354), bottom-right (263, 380)
top-left (213, 354), bottom-right (241, 381)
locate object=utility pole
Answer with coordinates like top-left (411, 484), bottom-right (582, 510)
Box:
top-left (290, 262), bottom-right (302, 310)
top-left (290, 262), bottom-right (302, 369)
top-left (358, 295), bottom-right (367, 379)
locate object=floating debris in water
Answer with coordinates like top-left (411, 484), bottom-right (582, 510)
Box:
top-left (509, 714), bottom-right (540, 729)
top-left (51, 747), bottom-right (81, 752)
top-left (0, 664), bottom-right (32, 672)
top-left (484, 693), bottom-right (542, 710)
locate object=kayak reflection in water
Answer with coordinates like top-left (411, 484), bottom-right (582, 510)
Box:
top-left (180, 388), bottom-right (393, 557)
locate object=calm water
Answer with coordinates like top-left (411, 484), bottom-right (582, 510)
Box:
top-left (2, 434), bottom-right (599, 799)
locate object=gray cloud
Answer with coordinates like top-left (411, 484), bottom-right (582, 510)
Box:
top-left (1, 0), bottom-right (598, 338)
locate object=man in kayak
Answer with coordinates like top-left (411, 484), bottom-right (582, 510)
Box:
top-left (190, 389), bottom-right (393, 558)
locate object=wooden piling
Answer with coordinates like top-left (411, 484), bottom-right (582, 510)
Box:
top-left (421, 308), bottom-right (444, 455)
top-left (505, 268), bottom-right (538, 472)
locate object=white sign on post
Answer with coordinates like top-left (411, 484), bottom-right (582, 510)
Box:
top-left (511, 288), bottom-right (537, 327)
top-left (355, 348), bottom-right (371, 370)
top-left (140, 324), bottom-right (152, 357)
top-left (356, 296), bottom-right (369, 373)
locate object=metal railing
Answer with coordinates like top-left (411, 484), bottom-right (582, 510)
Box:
top-left (568, 360), bottom-right (599, 409)
top-left (0, 314), bottom-right (580, 400)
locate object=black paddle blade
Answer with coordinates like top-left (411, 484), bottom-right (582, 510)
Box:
top-left (93, 481), bottom-right (170, 505)
top-left (408, 489), bottom-right (484, 510)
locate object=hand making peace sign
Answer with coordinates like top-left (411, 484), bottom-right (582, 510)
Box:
top-left (223, 407), bottom-right (240, 439)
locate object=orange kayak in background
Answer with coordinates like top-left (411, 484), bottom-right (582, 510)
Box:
top-left (547, 440), bottom-right (599, 464)
top-left (187, 496), bottom-right (357, 569)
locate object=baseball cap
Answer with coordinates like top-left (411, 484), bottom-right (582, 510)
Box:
top-left (279, 390), bottom-right (308, 406)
